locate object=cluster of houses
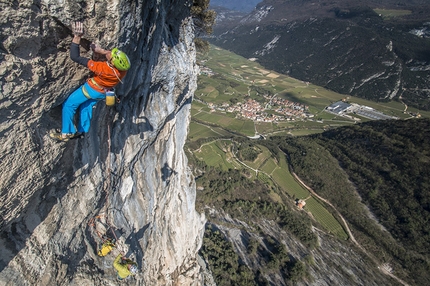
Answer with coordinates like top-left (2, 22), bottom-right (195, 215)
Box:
top-left (199, 66), bottom-right (216, 77)
top-left (198, 61), bottom-right (314, 122)
top-left (220, 97), bottom-right (312, 122)
top-left (269, 96), bottom-right (311, 119)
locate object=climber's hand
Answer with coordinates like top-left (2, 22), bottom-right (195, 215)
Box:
top-left (90, 43), bottom-right (103, 54)
top-left (72, 21), bottom-right (84, 37)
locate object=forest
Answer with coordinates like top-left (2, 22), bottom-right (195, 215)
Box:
top-left (193, 154), bottom-right (314, 284)
top-left (200, 224), bottom-right (308, 286)
top-left (275, 118), bottom-right (430, 285)
top-left (195, 167), bottom-right (318, 248)
top-left (190, 118), bottom-right (430, 285)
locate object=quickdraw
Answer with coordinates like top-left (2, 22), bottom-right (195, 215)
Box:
top-left (88, 215), bottom-right (123, 257)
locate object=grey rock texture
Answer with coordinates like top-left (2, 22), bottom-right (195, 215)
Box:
top-left (0, 0), bottom-right (205, 285)
top-left (208, 209), bottom-right (400, 286)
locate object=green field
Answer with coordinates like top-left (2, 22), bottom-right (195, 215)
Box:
top-left (255, 122), bottom-right (273, 134)
top-left (261, 158), bottom-right (278, 175)
top-left (243, 145), bottom-right (272, 170)
top-left (188, 122), bottom-right (221, 140)
top-left (193, 45), bottom-right (429, 137)
top-left (192, 108), bottom-right (257, 136)
top-left (305, 197), bottom-right (348, 240)
top-left (187, 45), bottom-right (430, 241)
top-left (190, 138), bottom-right (348, 239)
top-left (271, 152), bottom-right (310, 200)
top-left (194, 140), bottom-right (240, 171)
top-left (272, 168), bottom-right (309, 200)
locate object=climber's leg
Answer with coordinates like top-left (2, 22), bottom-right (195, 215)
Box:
top-left (76, 83), bottom-right (105, 133)
top-left (62, 85), bottom-right (89, 135)
top-left (77, 99), bottom-right (98, 133)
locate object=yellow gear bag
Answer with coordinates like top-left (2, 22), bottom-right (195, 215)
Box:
top-left (97, 241), bottom-right (115, 257)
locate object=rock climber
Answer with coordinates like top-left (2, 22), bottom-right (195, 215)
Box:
top-left (50, 21), bottom-right (131, 142)
top-left (113, 254), bottom-right (138, 280)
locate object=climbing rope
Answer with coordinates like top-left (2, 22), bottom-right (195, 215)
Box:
top-left (88, 109), bottom-right (125, 256)
top-left (103, 109), bottom-right (113, 214)
top-left (88, 214), bottom-right (122, 256)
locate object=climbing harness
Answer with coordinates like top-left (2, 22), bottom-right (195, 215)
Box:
top-left (90, 77), bottom-right (105, 91)
top-left (89, 77), bottom-right (117, 106)
top-left (82, 85), bottom-right (92, 99)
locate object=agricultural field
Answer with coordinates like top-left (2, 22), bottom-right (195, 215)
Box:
top-left (242, 145), bottom-right (272, 170)
top-left (193, 140), bottom-right (240, 171)
top-left (193, 45), bottom-right (429, 138)
top-left (187, 45), bottom-right (430, 241)
top-left (188, 122), bottom-right (221, 140)
top-left (271, 167), bottom-right (309, 200)
top-left (305, 197), bottom-right (348, 240)
top-left (260, 157), bottom-right (278, 175)
top-left (190, 138), bottom-right (348, 239)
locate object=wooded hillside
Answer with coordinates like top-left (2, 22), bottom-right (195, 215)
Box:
top-left (277, 118), bottom-right (430, 285)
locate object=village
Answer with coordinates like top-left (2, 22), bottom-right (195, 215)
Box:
top-left (206, 96), bottom-right (312, 122)
top-left (199, 61), bottom-right (313, 122)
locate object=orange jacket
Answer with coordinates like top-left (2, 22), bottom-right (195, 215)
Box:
top-left (86, 60), bottom-right (127, 92)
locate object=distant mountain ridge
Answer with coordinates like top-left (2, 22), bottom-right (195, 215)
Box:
top-left (210, 0), bottom-right (261, 13)
top-left (209, 0), bottom-right (430, 110)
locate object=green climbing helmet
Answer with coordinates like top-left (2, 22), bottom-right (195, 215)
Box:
top-left (111, 48), bottom-right (131, 71)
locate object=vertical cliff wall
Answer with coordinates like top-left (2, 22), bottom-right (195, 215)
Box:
top-left (0, 0), bottom-right (205, 285)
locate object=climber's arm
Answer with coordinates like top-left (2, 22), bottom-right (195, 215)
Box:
top-left (91, 44), bottom-right (112, 61)
top-left (70, 22), bottom-right (89, 67)
top-left (70, 42), bottom-right (89, 67)
top-left (72, 34), bottom-right (81, 45)
top-left (113, 254), bottom-right (123, 270)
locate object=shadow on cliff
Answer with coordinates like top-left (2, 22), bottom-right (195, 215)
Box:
top-left (124, 224), bottom-right (150, 269)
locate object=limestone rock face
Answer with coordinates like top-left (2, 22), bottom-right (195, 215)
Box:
top-left (0, 1), bottom-right (205, 285)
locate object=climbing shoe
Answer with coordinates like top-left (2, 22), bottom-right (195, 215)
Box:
top-left (50, 132), bottom-right (84, 142)
top-left (69, 132), bottom-right (84, 139)
top-left (49, 132), bottom-right (71, 142)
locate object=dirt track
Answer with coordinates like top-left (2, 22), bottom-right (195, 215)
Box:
top-left (291, 171), bottom-right (410, 286)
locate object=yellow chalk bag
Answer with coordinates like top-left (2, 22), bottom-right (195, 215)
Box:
top-left (106, 90), bottom-right (116, 106)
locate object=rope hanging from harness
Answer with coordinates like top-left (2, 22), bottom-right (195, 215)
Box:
top-left (88, 215), bottom-right (120, 257)
top-left (87, 110), bottom-right (124, 257)
top-left (101, 111), bottom-right (118, 240)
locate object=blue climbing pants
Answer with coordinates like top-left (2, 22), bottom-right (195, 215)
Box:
top-left (62, 82), bottom-right (105, 134)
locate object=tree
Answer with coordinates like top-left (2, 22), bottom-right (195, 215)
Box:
top-left (191, 0), bottom-right (216, 35)
top-left (191, 0), bottom-right (216, 53)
